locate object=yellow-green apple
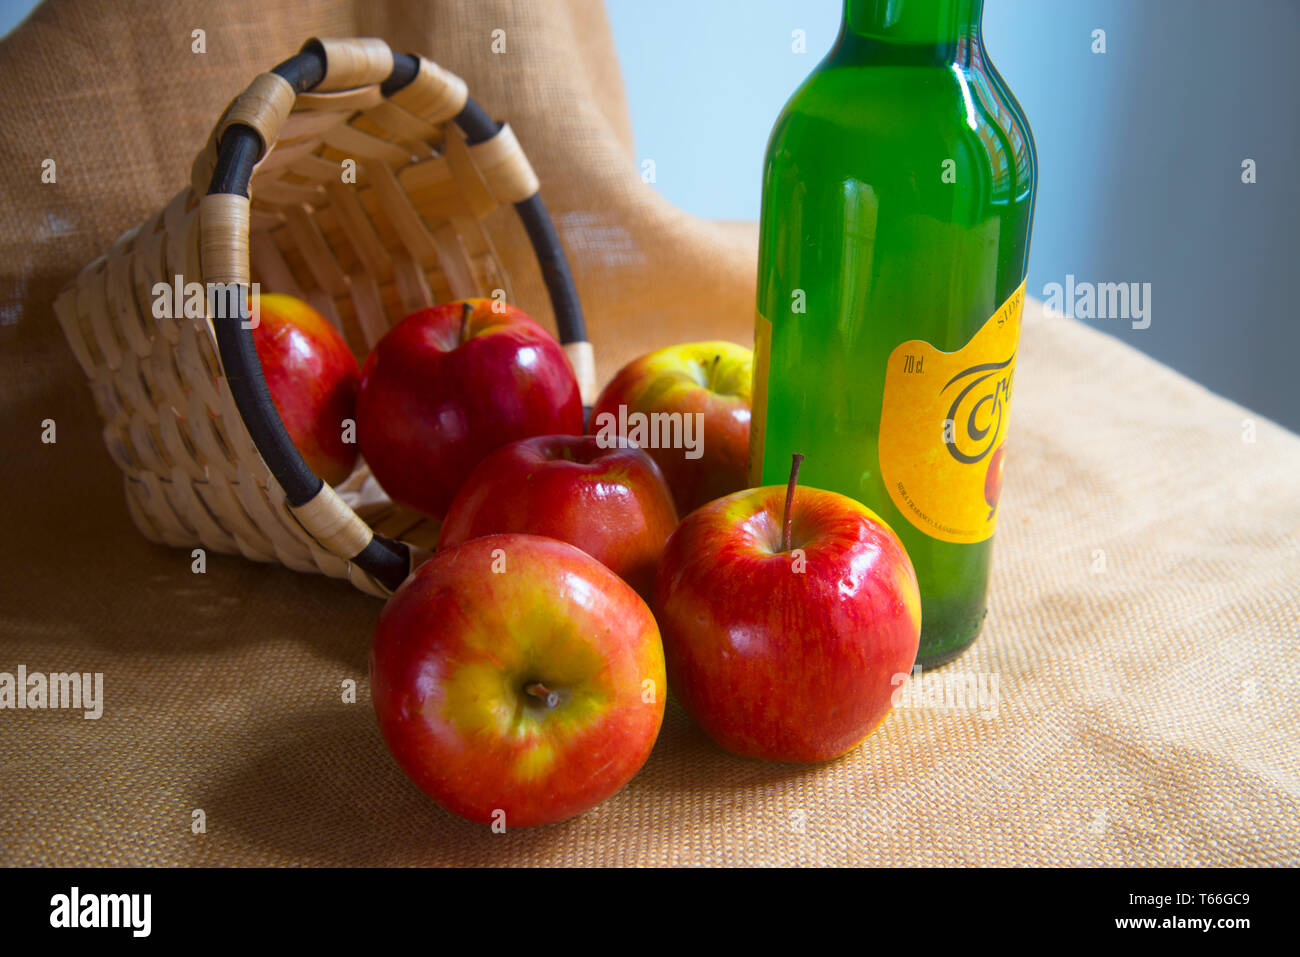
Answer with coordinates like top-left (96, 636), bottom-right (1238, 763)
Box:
top-left (371, 533), bottom-right (666, 827)
top-left (654, 455), bottom-right (921, 762)
top-left (251, 293), bottom-right (360, 486)
top-left (437, 435), bottom-right (678, 599)
top-left (356, 299), bottom-right (583, 519)
top-left (592, 341), bottom-right (751, 516)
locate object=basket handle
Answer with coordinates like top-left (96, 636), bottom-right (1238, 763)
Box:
top-left (199, 37), bottom-right (592, 594)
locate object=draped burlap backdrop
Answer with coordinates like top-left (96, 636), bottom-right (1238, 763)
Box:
top-left (1, 0), bottom-right (1297, 867)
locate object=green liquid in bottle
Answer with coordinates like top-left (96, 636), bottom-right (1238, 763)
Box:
top-left (751, 0), bottom-right (1037, 666)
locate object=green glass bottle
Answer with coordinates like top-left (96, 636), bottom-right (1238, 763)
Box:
top-left (750, 0), bottom-right (1037, 666)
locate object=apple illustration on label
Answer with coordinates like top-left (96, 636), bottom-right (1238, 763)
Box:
top-left (654, 454), bottom-right (921, 763)
top-left (592, 341), bottom-right (751, 516)
top-left (251, 293), bottom-right (360, 486)
top-left (438, 434), bottom-right (678, 600)
top-left (370, 534), bottom-right (667, 827)
top-left (985, 444), bottom-right (1005, 520)
top-left (355, 299), bottom-right (583, 519)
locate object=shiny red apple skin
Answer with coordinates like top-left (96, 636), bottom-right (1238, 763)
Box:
top-left (356, 299), bottom-right (583, 519)
top-left (592, 341), bottom-right (751, 516)
top-left (251, 293), bottom-right (360, 486)
top-left (437, 435), bottom-right (678, 599)
top-left (370, 534), bottom-right (667, 827)
top-left (654, 485), bottom-right (921, 763)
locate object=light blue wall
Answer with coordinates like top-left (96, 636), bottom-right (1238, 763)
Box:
top-left (0, 0), bottom-right (30, 36)
top-left (607, 0), bottom-right (1300, 431)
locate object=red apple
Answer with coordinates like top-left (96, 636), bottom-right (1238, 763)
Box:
top-left (591, 341), bottom-right (751, 516)
top-left (370, 533), bottom-right (667, 827)
top-left (438, 435), bottom-right (678, 599)
top-left (654, 455), bottom-right (921, 763)
top-left (251, 293), bottom-right (360, 486)
top-left (356, 299), bottom-right (583, 519)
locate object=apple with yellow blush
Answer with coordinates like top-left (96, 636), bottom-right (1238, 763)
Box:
top-left (592, 341), bottom-right (752, 516)
top-left (370, 534), bottom-right (667, 827)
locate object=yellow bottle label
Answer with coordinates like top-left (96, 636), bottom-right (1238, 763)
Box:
top-left (878, 279), bottom-right (1026, 544)
top-left (749, 310), bottom-right (772, 487)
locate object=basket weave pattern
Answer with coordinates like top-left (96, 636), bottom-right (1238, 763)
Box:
top-left (53, 38), bottom-right (558, 597)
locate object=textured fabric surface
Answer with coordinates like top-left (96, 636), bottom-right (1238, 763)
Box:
top-left (1, 0), bottom-right (1298, 867)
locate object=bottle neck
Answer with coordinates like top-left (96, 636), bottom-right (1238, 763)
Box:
top-left (841, 0), bottom-right (982, 47)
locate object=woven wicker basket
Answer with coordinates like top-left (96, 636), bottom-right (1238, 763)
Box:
top-left (53, 37), bottom-right (594, 597)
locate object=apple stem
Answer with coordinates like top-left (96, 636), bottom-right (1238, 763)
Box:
top-left (459, 301), bottom-right (473, 345)
top-left (780, 453), bottom-right (804, 552)
top-left (525, 682), bottom-right (560, 709)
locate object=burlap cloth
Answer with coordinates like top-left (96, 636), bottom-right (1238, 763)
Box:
top-left (1, 0), bottom-right (1297, 867)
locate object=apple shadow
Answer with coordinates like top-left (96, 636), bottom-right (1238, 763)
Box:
top-left (195, 704), bottom-right (598, 866)
top-left (634, 699), bottom-right (822, 794)
top-left (195, 697), bottom-right (822, 866)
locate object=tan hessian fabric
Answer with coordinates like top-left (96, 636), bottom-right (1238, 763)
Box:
top-left (1, 0), bottom-right (1297, 866)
